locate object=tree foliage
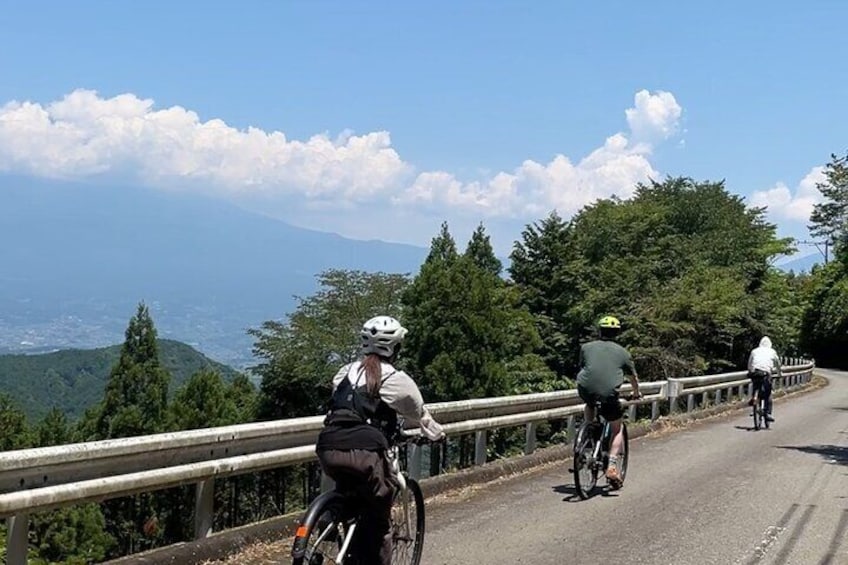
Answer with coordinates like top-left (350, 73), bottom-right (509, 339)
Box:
top-left (251, 269), bottom-right (410, 419)
top-left (403, 223), bottom-right (559, 402)
top-left (800, 151), bottom-right (848, 367)
top-left (809, 151), bottom-right (848, 254)
top-left (510, 178), bottom-right (793, 379)
top-left (0, 393), bottom-right (31, 451)
top-left (95, 303), bottom-right (172, 439)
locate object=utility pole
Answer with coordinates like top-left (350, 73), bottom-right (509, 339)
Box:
top-left (797, 240), bottom-right (831, 264)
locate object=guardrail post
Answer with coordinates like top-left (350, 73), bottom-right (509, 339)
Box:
top-left (194, 479), bottom-right (214, 539)
top-left (474, 431), bottom-right (487, 465)
top-left (715, 389), bottom-right (722, 404)
top-left (667, 378), bottom-right (682, 414)
top-left (408, 444), bottom-right (423, 480)
top-left (567, 415), bottom-right (576, 440)
top-left (628, 404), bottom-right (637, 421)
top-left (7, 513), bottom-right (28, 565)
top-left (686, 394), bottom-right (694, 412)
top-left (651, 400), bottom-right (659, 421)
top-left (524, 422), bottom-right (537, 455)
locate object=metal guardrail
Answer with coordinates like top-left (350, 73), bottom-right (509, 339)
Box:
top-left (0, 359), bottom-right (815, 564)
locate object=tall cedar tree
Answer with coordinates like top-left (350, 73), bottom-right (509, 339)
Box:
top-left (95, 303), bottom-right (172, 557)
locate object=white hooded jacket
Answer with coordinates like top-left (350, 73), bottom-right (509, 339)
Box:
top-left (747, 337), bottom-right (782, 374)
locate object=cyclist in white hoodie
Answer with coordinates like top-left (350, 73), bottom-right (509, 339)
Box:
top-left (747, 336), bottom-right (782, 422)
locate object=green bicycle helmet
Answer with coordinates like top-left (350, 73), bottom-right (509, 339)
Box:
top-left (598, 315), bottom-right (621, 329)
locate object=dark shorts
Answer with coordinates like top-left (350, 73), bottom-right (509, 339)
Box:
top-left (577, 385), bottom-right (624, 421)
top-left (748, 370), bottom-right (772, 396)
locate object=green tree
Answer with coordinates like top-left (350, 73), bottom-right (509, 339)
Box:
top-left (169, 369), bottom-right (238, 430)
top-left (251, 269), bottom-right (409, 420)
top-left (403, 224), bottom-right (513, 401)
top-left (36, 407), bottom-right (71, 447)
top-left (94, 303), bottom-right (173, 557)
top-left (801, 152), bottom-right (848, 367)
top-left (18, 407), bottom-right (117, 564)
top-left (29, 505), bottom-right (115, 565)
top-left (160, 369), bottom-right (246, 543)
top-left (809, 151), bottom-right (848, 255)
top-left (800, 261), bottom-right (848, 367)
top-left (511, 178), bottom-right (793, 380)
top-left (465, 223), bottom-right (503, 276)
top-left (96, 303), bottom-right (171, 439)
top-left (229, 373), bottom-right (258, 422)
top-left (509, 211), bottom-right (578, 375)
top-left (0, 394), bottom-right (30, 451)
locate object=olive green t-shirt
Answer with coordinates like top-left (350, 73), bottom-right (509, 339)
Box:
top-left (576, 340), bottom-right (637, 395)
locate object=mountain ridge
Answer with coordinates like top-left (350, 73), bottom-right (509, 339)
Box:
top-left (0, 176), bottom-right (427, 366)
top-left (0, 338), bottom-right (241, 421)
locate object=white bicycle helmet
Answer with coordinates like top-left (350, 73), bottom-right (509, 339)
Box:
top-left (361, 315), bottom-right (408, 358)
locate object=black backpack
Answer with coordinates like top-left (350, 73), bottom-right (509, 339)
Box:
top-left (324, 366), bottom-right (399, 439)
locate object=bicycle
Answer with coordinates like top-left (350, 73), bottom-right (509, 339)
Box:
top-left (570, 394), bottom-right (637, 499)
top-left (750, 376), bottom-right (772, 431)
top-left (291, 430), bottom-right (431, 565)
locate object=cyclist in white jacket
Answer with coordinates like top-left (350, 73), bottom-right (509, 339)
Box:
top-left (747, 336), bottom-right (782, 422)
top-left (316, 315), bottom-right (444, 565)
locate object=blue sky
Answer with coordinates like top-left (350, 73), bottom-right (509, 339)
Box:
top-left (0, 0), bottom-right (845, 255)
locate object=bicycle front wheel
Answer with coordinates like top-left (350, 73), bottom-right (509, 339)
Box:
top-left (391, 477), bottom-right (425, 565)
top-left (572, 422), bottom-right (598, 500)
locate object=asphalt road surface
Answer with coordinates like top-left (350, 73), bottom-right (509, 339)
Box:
top-left (422, 369), bottom-right (847, 565)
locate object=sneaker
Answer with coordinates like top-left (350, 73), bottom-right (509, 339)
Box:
top-left (606, 466), bottom-right (623, 490)
top-left (765, 414), bottom-right (775, 422)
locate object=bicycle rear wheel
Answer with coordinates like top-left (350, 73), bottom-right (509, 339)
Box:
top-left (291, 500), bottom-right (346, 565)
top-left (761, 398), bottom-right (770, 429)
top-left (572, 422), bottom-right (599, 500)
top-left (752, 402), bottom-right (761, 431)
top-left (391, 477), bottom-right (425, 565)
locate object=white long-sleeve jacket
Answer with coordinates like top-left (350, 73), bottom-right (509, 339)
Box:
top-left (332, 360), bottom-right (445, 441)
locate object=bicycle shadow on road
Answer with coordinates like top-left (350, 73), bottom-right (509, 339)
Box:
top-left (776, 444), bottom-right (848, 466)
top-left (551, 483), bottom-right (620, 502)
top-left (733, 425), bottom-right (771, 432)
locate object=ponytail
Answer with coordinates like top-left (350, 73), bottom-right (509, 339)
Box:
top-left (359, 353), bottom-right (384, 397)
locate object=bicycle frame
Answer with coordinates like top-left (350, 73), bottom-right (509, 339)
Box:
top-left (591, 418), bottom-right (612, 464)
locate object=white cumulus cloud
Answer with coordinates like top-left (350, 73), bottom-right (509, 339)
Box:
top-left (750, 166), bottom-right (826, 222)
top-left (395, 91), bottom-right (681, 218)
top-left (0, 90), bottom-right (411, 199)
top-left (0, 88), bottom-right (683, 241)
top-left (625, 89), bottom-right (683, 141)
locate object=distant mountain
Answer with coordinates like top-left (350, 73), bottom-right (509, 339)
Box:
top-left (775, 253), bottom-right (824, 274)
top-left (0, 176), bottom-right (427, 366)
top-left (0, 339), bottom-right (240, 421)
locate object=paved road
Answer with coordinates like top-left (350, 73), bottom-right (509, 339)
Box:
top-left (423, 369), bottom-right (848, 565)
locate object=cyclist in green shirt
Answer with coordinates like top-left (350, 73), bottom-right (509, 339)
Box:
top-left (576, 315), bottom-right (641, 489)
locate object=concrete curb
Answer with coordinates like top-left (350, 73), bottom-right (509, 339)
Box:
top-left (103, 376), bottom-right (826, 564)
